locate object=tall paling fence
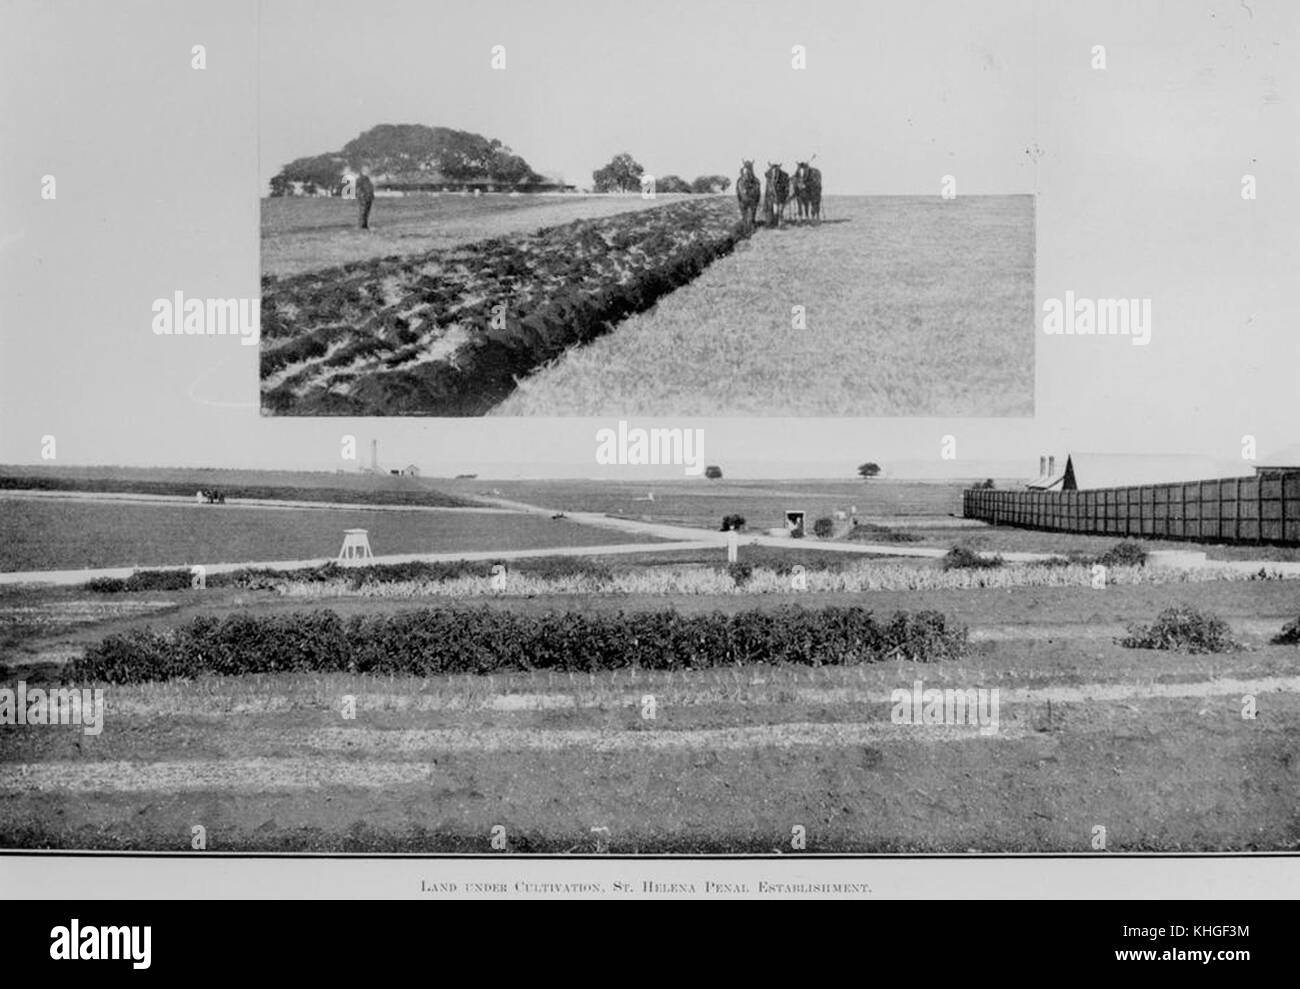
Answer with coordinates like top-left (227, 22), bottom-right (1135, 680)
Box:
top-left (962, 472), bottom-right (1300, 546)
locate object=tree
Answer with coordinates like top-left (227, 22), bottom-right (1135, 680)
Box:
top-left (721, 514), bottom-right (746, 531)
top-left (270, 153), bottom-right (349, 196)
top-left (813, 517), bottom-right (834, 538)
top-left (977, 478), bottom-right (996, 490)
top-left (655, 175), bottom-right (693, 193)
top-left (691, 175), bottom-right (731, 194)
top-left (592, 152), bottom-right (645, 192)
top-left (269, 125), bottom-right (545, 195)
top-left (858, 462), bottom-right (881, 479)
top-left (704, 465), bottom-right (722, 479)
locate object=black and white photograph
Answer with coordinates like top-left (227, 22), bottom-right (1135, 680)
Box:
top-left (257, 0), bottom-right (1036, 417)
top-left (2, 0), bottom-right (1299, 920)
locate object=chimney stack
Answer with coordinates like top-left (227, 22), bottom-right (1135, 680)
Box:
top-left (1039, 455), bottom-right (1047, 477)
top-left (371, 439), bottom-right (378, 471)
top-left (1048, 455), bottom-right (1056, 477)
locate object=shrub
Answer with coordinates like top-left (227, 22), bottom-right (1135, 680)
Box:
top-left (720, 514), bottom-right (746, 532)
top-left (1273, 616), bottom-right (1300, 645)
top-left (726, 561), bottom-right (754, 586)
top-left (812, 517), bottom-right (834, 538)
top-left (941, 546), bottom-right (1004, 571)
top-left (1119, 605), bottom-right (1240, 654)
top-left (846, 524), bottom-right (923, 543)
top-left (123, 569), bottom-right (193, 592)
top-left (1096, 541), bottom-right (1147, 568)
top-left (67, 605), bottom-right (968, 684)
top-left (85, 577), bottom-right (127, 593)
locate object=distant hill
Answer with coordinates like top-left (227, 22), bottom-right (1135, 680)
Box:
top-left (268, 124), bottom-right (545, 196)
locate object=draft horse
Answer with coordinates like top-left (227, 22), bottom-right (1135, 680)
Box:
top-left (792, 161), bottom-right (822, 222)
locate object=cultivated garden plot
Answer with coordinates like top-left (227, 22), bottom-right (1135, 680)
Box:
top-left (3, 601), bottom-right (1298, 852)
top-left (260, 199), bottom-right (747, 416)
top-left (3, 468), bottom-right (1298, 853)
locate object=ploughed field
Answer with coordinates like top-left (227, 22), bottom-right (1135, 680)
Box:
top-left (261, 198), bottom-right (746, 416)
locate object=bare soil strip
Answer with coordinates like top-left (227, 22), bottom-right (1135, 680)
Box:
top-left (89, 675), bottom-right (1300, 719)
top-left (1, 724), bottom-right (1029, 793)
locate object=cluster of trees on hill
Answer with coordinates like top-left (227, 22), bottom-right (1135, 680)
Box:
top-left (592, 153), bottom-right (730, 194)
top-left (268, 124), bottom-right (545, 196)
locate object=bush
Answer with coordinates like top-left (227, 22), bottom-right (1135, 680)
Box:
top-left (1096, 541), bottom-right (1147, 568)
top-left (85, 577), bottom-right (127, 593)
top-left (942, 546), bottom-right (1004, 571)
top-left (1272, 616), bottom-right (1300, 645)
top-left (123, 569), bottom-right (195, 592)
top-left (846, 524), bottom-right (923, 544)
top-left (86, 556), bottom-right (614, 593)
top-left (1119, 606), bottom-right (1240, 654)
top-left (726, 561), bottom-right (754, 586)
top-left (720, 514), bottom-right (746, 532)
top-left (812, 517), bottom-right (834, 538)
top-left (67, 605), bottom-right (968, 683)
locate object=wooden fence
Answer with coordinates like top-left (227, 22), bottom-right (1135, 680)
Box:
top-left (962, 472), bottom-right (1300, 545)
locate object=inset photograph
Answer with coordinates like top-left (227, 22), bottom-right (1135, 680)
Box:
top-left (258, 0), bottom-right (1036, 417)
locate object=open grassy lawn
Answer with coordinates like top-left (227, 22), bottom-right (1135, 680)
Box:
top-left (0, 463), bottom-right (468, 502)
top-left (261, 193), bottom-right (686, 278)
top-left (447, 477), bottom-right (967, 527)
top-left (492, 196), bottom-right (1035, 417)
top-left (0, 500), bottom-right (659, 572)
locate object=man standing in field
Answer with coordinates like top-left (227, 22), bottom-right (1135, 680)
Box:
top-left (356, 169), bottom-right (375, 230)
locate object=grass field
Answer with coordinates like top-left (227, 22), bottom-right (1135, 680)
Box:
top-left (446, 477), bottom-right (967, 527)
top-left (0, 499), bottom-right (660, 571)
top-left (0, 464), bottom-right (469, 501)
top-left (261, 193), bottom-right (685, 278)
top-left (493, 196), bottom-right (1035, 417)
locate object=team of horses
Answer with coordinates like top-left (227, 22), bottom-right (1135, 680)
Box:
top-left (736, 160), bottom-right (821, 232)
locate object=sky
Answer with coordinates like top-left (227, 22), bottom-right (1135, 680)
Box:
top-left (1, 0), bottom-right (1297, 480)
top-left (257, 0), bottom-right (1040, 195)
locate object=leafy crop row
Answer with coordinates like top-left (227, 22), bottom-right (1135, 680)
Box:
top-left (69, 606), bottom-right (968, 683)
